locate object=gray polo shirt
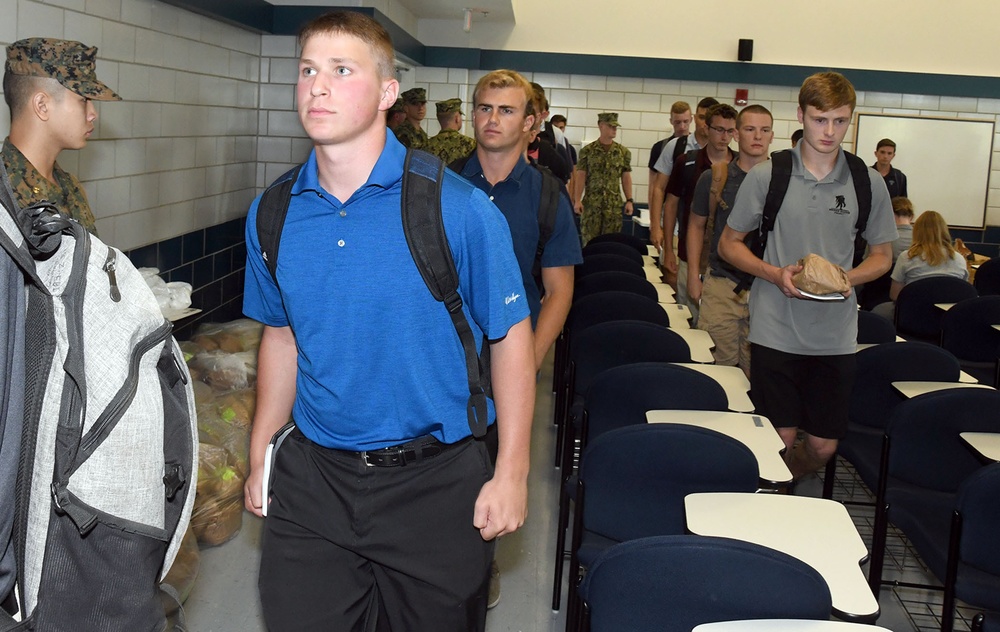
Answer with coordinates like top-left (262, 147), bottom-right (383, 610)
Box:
top-left (691, 159), bottom-right (749, 283)
top-left (727, 145), bottom-right (897, 355)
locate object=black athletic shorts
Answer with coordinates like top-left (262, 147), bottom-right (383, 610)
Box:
top-left (750, 344), bottom-right (856, 440)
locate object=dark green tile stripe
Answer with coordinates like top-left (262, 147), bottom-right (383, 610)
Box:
top-left (160, 1), bottom-right (1000, 100)
top-left (431, 47), bottom-right (1000, 100)
top-left (160, 0), bottom-right (273, 32)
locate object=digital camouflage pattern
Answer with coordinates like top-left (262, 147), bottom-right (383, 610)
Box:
top-left (394, 119), bottom-right (428, 149)
top-left (597, 112), bottom-right (621, 127)
top-left (401, 87), bottom-right (427, 105)
top-left (576, 140), bottom-right (632, 244)
top-left (422, 129), bottom-right (476, 165)
top-left (435, 98), bottom-right (463, 115)
top-left (2, 139), bottom-right (99, 235)
top-left (5, 38), bottom-right (121, 101)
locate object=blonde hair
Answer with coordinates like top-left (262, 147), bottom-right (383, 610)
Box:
top-left (298, 11), bottom-right (396, 80)
top-left (908, 210), bottom-right (957, 267)
top-left (472, 69), bottom-right (536, 119)
top-left (670, 101), bottom-right (691, 116)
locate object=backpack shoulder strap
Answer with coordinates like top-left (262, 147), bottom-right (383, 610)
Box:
top-left (843, 151), bottom-right (872, 268)
top-left (708, 161), bottom-right (730, 215)
top-left (761, 149), bottom-right (793, 235)
top-left (401, 149), bottom-right (489, 439)
top-left (733, 149), bottom-right (792, 294)
top-left (256, 165), bottom-right (302, 287)
top-left (672, 134), bottom-right (688, 163)
top-left (531, 163), bottom-right (561, 291)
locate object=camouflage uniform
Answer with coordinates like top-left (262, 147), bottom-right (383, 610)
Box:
top-left (395, 87), bottom-right (428, 149)
top-left (577, 140), bottom-right (632, 244)
top-left (394, 119), bottom-right (428, 149)
top-left (2, 139), bottom-right (98, 234)
top-left (423, 129), bottom-right (476, 165)
top-left (3, 38), bottom-right (121, 236)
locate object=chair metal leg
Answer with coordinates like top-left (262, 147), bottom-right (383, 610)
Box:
top-left (868, 497), bottom-right (889, 597)
top-left (551, 484), bottom-right (572, 611)
top-left (868, 434), bottom-right (892, 597)
top-left (822, 456), bottom-right (837, 499)
top-left (940, 510), bottom-right (963, 632)
top-left (565, 481), bottom-right (585, 632)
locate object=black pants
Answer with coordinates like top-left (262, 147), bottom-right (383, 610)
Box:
top-left (259, 429), bottom-right (495, 632)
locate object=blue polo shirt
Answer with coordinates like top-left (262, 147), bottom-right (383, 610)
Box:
top-left (244, 134), bottom-right (529, 450)
top-left (458, 153), bottom-right (582, 325)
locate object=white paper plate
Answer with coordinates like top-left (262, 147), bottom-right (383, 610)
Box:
top-left (798, 289), bottom-right (847, 301)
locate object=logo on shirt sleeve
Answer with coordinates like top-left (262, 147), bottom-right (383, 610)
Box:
top-left (504, 292), bottom-right (521, 305)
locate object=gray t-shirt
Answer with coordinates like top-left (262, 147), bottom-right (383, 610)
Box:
top-left (892, 224), bottom-right (913, 262)
top-left (891, 249), bottom-right (968, 285)
top-left (691, 159), bottom-right (749, 282)
top-left (727, 146), bottom-right (897, 355)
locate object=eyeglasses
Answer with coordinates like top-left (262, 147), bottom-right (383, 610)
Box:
top-left (709, 125), bottom-right (737, 136)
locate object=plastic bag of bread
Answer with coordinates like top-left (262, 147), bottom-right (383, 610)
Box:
top-left (191, 380), bottom-right (214, 408)
top-left (197, 409), bottom-right (250, 478)
top-left (192, 319), bottom-right (264, 354)
top-left (177, 340), bottom-right (202, 364)
top-left (792, 253), bottom-right (851, 295)
top-left (188, 350), bottom-right (258, 391)
top-left (192, 442), bottom-right (245, 546)
top-left (211, 389), bottom-right (257, 429)
top-left (161, 526), bottom-right (200, 603)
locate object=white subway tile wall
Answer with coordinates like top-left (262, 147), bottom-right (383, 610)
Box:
top-left (2, 0), bottom-right (1000, 251)
top-left (2, 0), bottom-right (259, 251)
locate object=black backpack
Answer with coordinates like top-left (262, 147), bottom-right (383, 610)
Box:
top-left (449, 154), bottom-right (562, 295)
top-left (732, 149), bottom-right (872, 294)
top-left (255, 149), bottom-right (491, 438)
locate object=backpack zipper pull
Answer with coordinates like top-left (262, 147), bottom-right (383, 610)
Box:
top-left (103, 249), bottom-right (122, 302)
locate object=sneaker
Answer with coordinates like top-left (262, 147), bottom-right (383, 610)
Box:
top-left (487, 560), bottom-right (501, 609)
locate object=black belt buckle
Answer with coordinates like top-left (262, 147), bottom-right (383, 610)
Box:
top-left (360, 438), bottom-right (446, 467)
top-left (362, 447), bottom-right (406, 467)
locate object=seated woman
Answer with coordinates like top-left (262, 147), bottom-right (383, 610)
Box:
top-left (872, 210), bottom-right (969, 320)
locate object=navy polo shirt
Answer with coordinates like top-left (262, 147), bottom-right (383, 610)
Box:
top-left (459, 153), bottom-right (582, 325)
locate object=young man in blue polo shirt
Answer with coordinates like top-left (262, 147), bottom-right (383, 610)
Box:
top-left (459, 69), bottom-right (582, 371)
top-left (241, 12), bottom-right (535, 631)
top-left (458, 69), bottom-right (583, 608)
top-left (719, 72), bottom-right (896, 479)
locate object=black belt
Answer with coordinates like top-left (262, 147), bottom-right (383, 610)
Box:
top-left (354, 435), bottom-right (471, 467)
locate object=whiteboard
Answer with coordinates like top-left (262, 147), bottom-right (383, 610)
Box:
top-left (853, 114), bottom-right (994, 229)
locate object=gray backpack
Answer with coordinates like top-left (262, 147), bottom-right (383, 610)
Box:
top-left (0, 164), bottom-right (198, 631)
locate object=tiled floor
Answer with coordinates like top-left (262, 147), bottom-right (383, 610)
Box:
top-left (185, 357), bottom-right (975, 631)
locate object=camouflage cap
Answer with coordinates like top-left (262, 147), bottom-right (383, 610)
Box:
top-left (388, 98), bottom-right (404, 114)
top-left (436, 98), bottom-right (463, 115)
top-left (597, 112), bottom-right (621, 127)
top-left (401, 87), bottom-right (427, 104)
top-left (5, 38), bottom-right (121, 101)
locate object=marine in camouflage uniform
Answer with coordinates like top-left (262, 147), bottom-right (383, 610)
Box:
top-left (1, 140), bottom-right (98, 232)
top-left (574, 113), bottom-right (634, 244)
top-left (422, 98), bottom-right (476, 165)
top-left (394, 87), bottom-right (428, 149)
top-left (3, 37), bottom-right (121, 235)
